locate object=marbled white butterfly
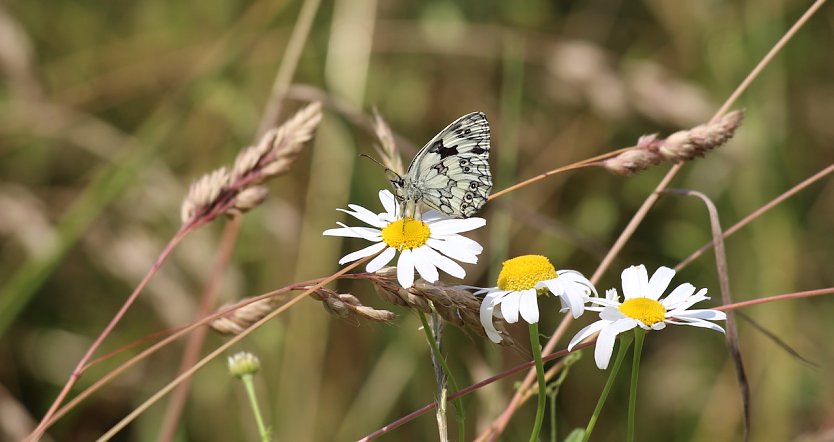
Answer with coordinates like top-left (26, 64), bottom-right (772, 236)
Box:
top-left (391, 112), bottom-right (493, 219)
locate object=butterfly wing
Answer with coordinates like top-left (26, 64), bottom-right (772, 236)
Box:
top-left (404, 112), bottom-right (492, 218)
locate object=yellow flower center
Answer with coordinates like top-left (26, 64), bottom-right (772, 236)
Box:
top-left (618, 298), bottom-right (666, 325)
top-left (381, 218), bottom-right (431, 250)
top-left (497, 255), bottom-right (557, 291)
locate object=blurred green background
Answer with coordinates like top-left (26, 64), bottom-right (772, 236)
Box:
top-left (1, 0), bottom-right (833, 440)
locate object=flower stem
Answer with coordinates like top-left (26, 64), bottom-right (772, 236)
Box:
top-left (528, 322), bottom-right (546, 442)
top-left (583, 333), bottom-right (633, 442)
top-left (418, 311), bottom-right (465, 442)
top-left (627, 328), bottom-right (646, 442)
top-left (241, 374), bottom-right (270, 442)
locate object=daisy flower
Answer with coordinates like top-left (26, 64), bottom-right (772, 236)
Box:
top-left (323, 190), bottom-right (485, 289)
top-left (568, 264), bottom-right (727, 369)
top-left (479, 255), bottom-right (597, 344)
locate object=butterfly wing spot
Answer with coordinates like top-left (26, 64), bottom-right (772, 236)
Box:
top-left (429, 139), bottom-right (459, 160)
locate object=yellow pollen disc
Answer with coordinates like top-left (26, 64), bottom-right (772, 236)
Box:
top-left (381, 218), bottom-right (431, 250)
top-left (497, 255), bottom-right (557, 292)
top-left (618, 298), bottom-right (666, 325)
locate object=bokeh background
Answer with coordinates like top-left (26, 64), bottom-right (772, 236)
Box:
top-left (1, 1), bottom-right (833, 441)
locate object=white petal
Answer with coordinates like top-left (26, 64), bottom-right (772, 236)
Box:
top-left (568, 320), bottom-right (608, 351)
top-left (411, 247), bottom-right (439, 283)
top-left (541, 279), bottom-right (584, 318)
top-left (673, 288), bottom-right (711, 311)
top-left (431, 235), bottom-right (483, 254)
top-left (366, 247), bottom-right (397, 273)
top-left (500, 291), bottom-right (522, 323)
top-left (670, 309), bottom-right (726, 321)
top-left (324, 224), bottom-right (382, 241)
top-left (338, 242), bottom-right (386, 265)
top-left (421, 210), bottom-right (445, 222)
top-left (647, 266), bottom-right (676, 300)
top-left (396, 248), bottom-right (415, 288)
top-left (661, 283), bottom-right (696, 309)
top-left (599, 306), bottom-right (626, 321)
top-left (420, 246), bottom-right (466, 279)
top-left (518, 290), bottom-right (539, 324)
top-left (428, 217), bottom-right (486, 235)
top-left (621, 265), bottom-right (648, 299)
top-left (338, 207), bottom-right (387, 228)
top-left (557, 270), bottom-right (598, 297)
top-left (379, 190), bottom-right (399, 218)
top-left (595, 318), bottom-right (640, 369)
top-left (667, 317), bottom-right (726, 333)
top-left (426, 238), bottom-right (479, 264)
top-left (480, 292), bottom-right (505, 343)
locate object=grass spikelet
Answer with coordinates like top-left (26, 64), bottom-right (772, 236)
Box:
top-left (603, 110), bottom-right (745, 176)
top-left (180, 102), bottom-right (323, 225)
top-left (311, 287), bottom-right (397, 325)
top-left (210, 298), bottom-right (278, 336)
top-left (372, 109), bottom-right (405, 175)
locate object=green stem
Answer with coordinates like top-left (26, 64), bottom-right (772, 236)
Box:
top-left (583, 333), bottom-right (634, 442)
top-left (528, 322), bottom-right (546, 442)
top-left (241, 374), bottom-right (270, 442)
top-left (627, 328), bottom-right (646, 442)
top-left (418, 311), bottom-right (465, 441)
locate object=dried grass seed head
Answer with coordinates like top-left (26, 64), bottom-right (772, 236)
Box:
top-left (210, 297), bottom-right (277, 335)
top-left (603, 109), bottom-right (744, 176)
top-left (180, 102), bottom-right (322, 225)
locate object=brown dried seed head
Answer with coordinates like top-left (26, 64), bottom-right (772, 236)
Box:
top-left (371, 268), bottom-right (518, 347)
top-left (312, 286), bottom-right (397, 324)
top-left (659, 110), bottom-right (744, 162)
top-left (602, 149), bottom-right (662, 176)
top-left (210, 297), bottom-right (276, 335)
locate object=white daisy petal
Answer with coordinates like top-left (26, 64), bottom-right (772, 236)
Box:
top-left (673, 288), bottom-right (711, 311)
top-left (500, 291), bottom-right (522, 323)
top-left (661, 283), bottom-right (696, 309)
top-left (647, 266), bottom-right (676, 300)
top-left (426, 238), bottom-right (478, 263)
top-left (324, 224), bottom-right (382, 241)
top-left (366, 247), bottom-right (397, 273)
top-left (396, 248), bottom-right (415, 288)
top-left (338, 242), bottom-right (386, 265)
top-left (480, 292), bottom-right (505, 343)
top-left (667, 317), bottom-right (726, 333)
top-left (379, 190), bottom-right (398, 218)
top-left (568, 320), bottom-right (609, 351)
top-left (518, 290), bottom-right (540, 324)
top-left (338, 207), bottom-right (387, 228)
top-left (428, 217), bottom-right (487, 235)
top-left (621, 265), bottom-right (647, 299)
top-left (600, 306), bottom-right (627, 321)
top-left (420, 246), bottom-right (466, 279)
top-left (431, 235), bottom-right (483, 253)
top-left (670, 309), bottom-right (726, 321)
top-left (411, 247), bottom-right (439, 283)
top-left (595, 318), bottom-right (640, 369)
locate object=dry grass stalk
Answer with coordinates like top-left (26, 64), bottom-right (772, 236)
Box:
top-left (371, 267), bottom-right (518, 347)
top-left (180, 102), bottom-right (323, 224)
top-left (604, 109), bottom-right (744, 176)
top-left (372, 109), bottom-right (405, 176)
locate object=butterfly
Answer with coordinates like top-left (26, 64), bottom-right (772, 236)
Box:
top-left (391, 112), bottom-right (493, 219)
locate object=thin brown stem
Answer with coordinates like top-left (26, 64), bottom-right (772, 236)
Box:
top-left (158, 216), bottom-right (243, 442)
top-left (27, 225), bottom-right (193, 441)
top-left (487, 147), bottom-right (631, 202)
top-left (95, 256), bottom-right (372, 441)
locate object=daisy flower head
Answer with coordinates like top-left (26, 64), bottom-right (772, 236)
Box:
top-left (323, 190), bottom-right (485, 289)
top-left (568, 264), bottom-right (727, 369)
top-left (479, 255), bottom-right (597, 344)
